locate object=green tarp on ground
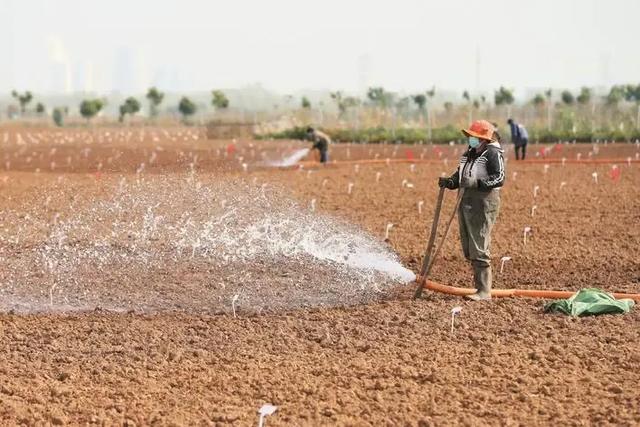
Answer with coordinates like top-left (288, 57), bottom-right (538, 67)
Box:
top-left (544, 288), bottom-right (635, 317)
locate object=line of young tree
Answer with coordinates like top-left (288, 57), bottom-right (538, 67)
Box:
top-left (266, 83), bottom-right (640, 142)
top-left (6, 83), bottom-right (640, 129)
top-left (10, 90), bottom-right (46, 116)
top-left (176, 90), bottom-right (230, 122)
top-left (317, 85), bottom-right (638, 116)
top-left (5, 87), bottom-right (231, 126)
top-left (289, 84), bottom-right (639, 115)
top-left (289, 83), bottom-right (640, 135)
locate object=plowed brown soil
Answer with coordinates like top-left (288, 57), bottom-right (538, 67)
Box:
top-left (1, 127), bottom-right (639, 426)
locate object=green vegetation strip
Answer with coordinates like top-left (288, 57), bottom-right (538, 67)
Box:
top-left (258, 126), bottom-right (640, 144)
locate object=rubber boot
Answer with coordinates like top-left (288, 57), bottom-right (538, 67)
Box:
top-left (465, 263), bottom-right (492, 301)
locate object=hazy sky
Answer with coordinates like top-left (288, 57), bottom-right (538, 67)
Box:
top-left (2, 0), bottom-right (639, 96)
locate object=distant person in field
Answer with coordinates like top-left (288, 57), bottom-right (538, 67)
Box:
top-left (491, 122), bottom-right (503, 143)
top-left (438, 120), bottom-right (505, 301)
top-left (306, 127), bottom-right (330, 164)
top-left (507, 118), bottom-right (529, 160)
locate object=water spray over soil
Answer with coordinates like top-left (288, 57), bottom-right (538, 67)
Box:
top-left (0, 175), bottom-right (413, 314)
top-left (264, 148), bottom-right (310, 167)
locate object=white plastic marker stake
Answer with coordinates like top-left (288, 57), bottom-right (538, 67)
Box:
top-left (531, 205), bottom-right (537, 217)
top-left (451, 306), bottom-right (462, 334)
top-left (231, 294), bottom-right (239, 318)
top-left (523, 227), bottom-right (532, 246)
top-left (401, 179), bottom-right (414, 189)
top-left (533, 185), bottom-right (540, 198)
top-left (627, 157), bottom-right (632, 167)
top-left (242, 163), bottom-right (248, 173)
top-left (577, 153), bottom-right (582, 161)
top-left (562, 157), bottom-right (566, 166)
top-left (347, 182), bottom-right (354, 195)
top-left (310, 199), bottom-right (316, 212)
top-left (636, 153), bottom-right (639, 161)
top-left (376, 172), bottom-right (382, 183)
top-left (385, 158), bottom-right (391, 166)
top-left (322, 178), bottom-right (328, 188)
top-left (354, 164), bottom-right (360, 174)
top-left (544, 164), bottom-right (550, 174)
top-left (410, 164), bottom-right (416, 173)
top-left (443, 158), bottom-right (449, 167)
top-left (560, 181), bottom-right (567, 189)
top-left (49, 281), bottom-right (58, 307)
top-left (500, 256), bottom-right (512, 274)
top-left (592, 172), bottom-right (598, 184)
top-left (385, 223), bottom-right (394, 240)
top-left (258, 404), bottom-right (278, 427)
top-left (418, 200), bottom-right (424, 215)
top-left (512, 171), bottom-right (518, 181)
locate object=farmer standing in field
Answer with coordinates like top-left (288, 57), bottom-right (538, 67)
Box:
top-left (438, 120), bottom-right (505, 301)
top-left (508, 118), bottom-right (528, 160)
top-left (306, 127), bottom-right (330, 164)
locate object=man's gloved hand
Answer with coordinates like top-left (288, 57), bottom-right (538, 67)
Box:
top-left (438, 177), bottom-right (450, 188)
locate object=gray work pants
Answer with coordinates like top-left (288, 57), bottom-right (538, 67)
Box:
top-left (458, 191), bottom-right (501, 292)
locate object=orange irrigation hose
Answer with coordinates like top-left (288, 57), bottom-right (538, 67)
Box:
top-left (295, 158), bottom-right (639, 168)
top-left (417, 277), bottom-right (640, 302)
top-left (517, 158), bottom-right (638, 165)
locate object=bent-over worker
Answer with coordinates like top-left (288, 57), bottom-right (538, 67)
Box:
top-left (438, 120), bottom-right (505, 300)
top-left (306, 127), bottom-right (330, 164)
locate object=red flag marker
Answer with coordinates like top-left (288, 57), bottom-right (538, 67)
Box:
top-left (609, 165), bottom-right (621, 181)
top-left (406, 149), bottom-right (415, 160)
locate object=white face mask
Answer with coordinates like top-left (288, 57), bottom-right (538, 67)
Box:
top-left (468, 136), bottom-right (480, 148)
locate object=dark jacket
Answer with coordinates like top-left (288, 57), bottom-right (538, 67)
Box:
top-left (509, 121), bottom-right (521, 142)
top-left (509, 122), bottom-right (529, 147)
top-left (446, 142), bottom-right (505, 195)
top-left (310, 131), bottom-right (330, 152)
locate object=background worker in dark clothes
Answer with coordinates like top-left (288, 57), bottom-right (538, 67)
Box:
top-left (491, 122), bottom-right (503, 143)
top-left (507, 118), bottom-right (529, 160)
top-left (438, 120), bottom-right (505, 301)
top-left (306, 127), bottom-right (330, 164)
